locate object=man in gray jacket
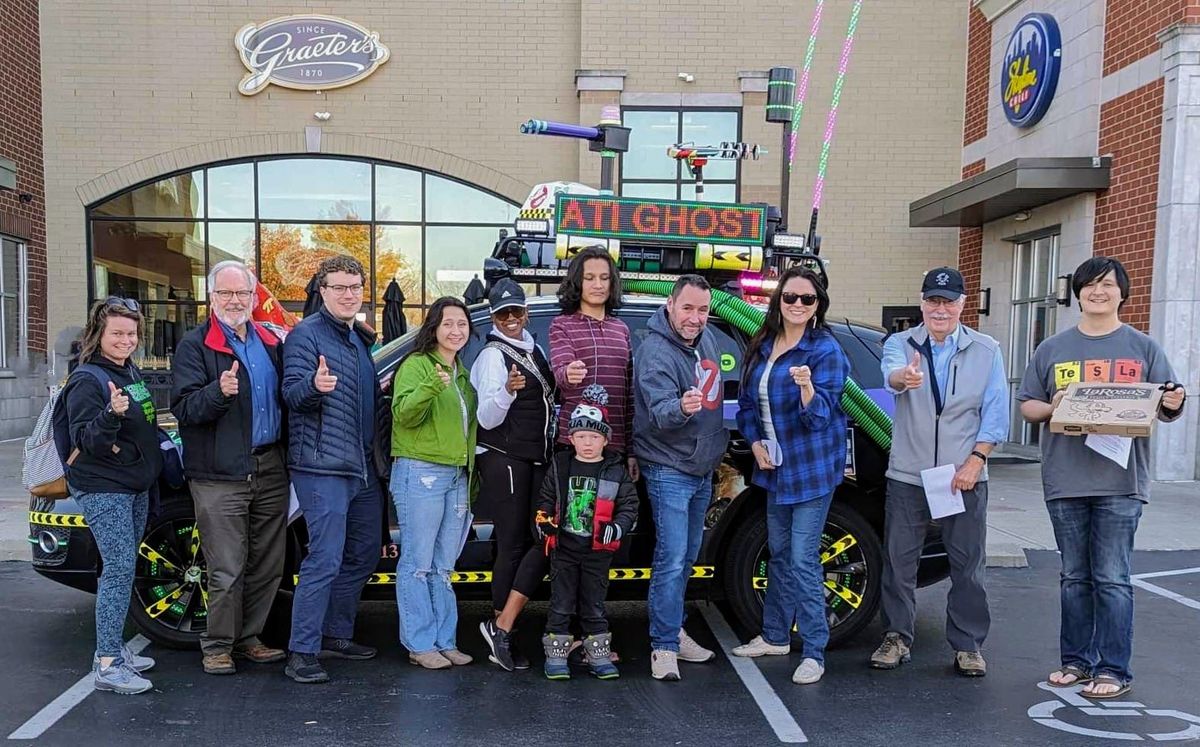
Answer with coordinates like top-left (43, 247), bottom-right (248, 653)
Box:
top-left (871, 267), bottom-right (1009, 677)
top-left (634, 275), bottom-right (730, 682)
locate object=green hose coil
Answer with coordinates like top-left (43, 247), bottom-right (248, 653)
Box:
top-left (623, 279), bottom-right (893, 451)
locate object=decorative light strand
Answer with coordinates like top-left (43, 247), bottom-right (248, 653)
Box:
top-left (788, 0), bottom-right (826, 172)
top-left (812, 0), bottom-right (863, 211)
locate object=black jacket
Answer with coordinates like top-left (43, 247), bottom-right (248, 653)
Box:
top-left (536, 449), bottom-right (638, 553)
top-left (64, 357), bottom-right (163, 494)
top-left (476, 332), bottom-right (556, 464)
top-left (170, 319), bottom-right (286, 481)
top-left (282, 307), bottom-right (383, 478)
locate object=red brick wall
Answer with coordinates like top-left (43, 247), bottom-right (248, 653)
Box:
top-left (1093, 79), bottom-right (1164, 332)
top-left (1103, 0), bottom-right (1200, 76)
top-left (0, 0), bottom-right (46, 357)
top-left (957, 159), bottom-right (986, 329)
top-left (963, 5), bottom-right (991, 146)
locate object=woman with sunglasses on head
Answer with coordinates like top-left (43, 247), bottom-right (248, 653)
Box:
top-left (731, 266), bottom-right (850, 686)
top-left (472, 278), bottom-right (558, 671)
top-left (64, 297), bottom-right (162, 694)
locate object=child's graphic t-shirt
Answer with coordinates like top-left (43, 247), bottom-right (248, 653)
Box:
top-left (563, 458), bottom-right (603, 538)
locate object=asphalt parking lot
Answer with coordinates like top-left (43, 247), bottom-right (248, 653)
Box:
top-left (3, 551), bottom-right (1199, 746)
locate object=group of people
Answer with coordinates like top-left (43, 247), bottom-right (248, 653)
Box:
top-left (61, 246), bottom-right (1185, 698)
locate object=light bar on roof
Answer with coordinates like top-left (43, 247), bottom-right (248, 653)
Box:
top-left (771, 233), bottom-right (806, 250)
top-left (740, 274), bottom-right (779, 295)
top-left (515, 219), bottom-right (550, 235)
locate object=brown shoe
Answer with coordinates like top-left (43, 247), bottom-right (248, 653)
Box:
top-left (954, 650), bottom-right (987, 677)
top-left (409, 651), bottom-right (452, 670)
top-left (869, 633), bottom-right (911, 670)
top-left (202, 652), bottom-right (237, 675)
top-left (234, 643), bottom-right (287, 664)
top-left (439, 648), bottom-right (474, 666)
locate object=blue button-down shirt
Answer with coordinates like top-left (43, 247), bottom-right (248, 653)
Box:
top-left (219, 320), bottom-right (281, 448)
top-left (881, 325), bottom-right (1009, 445)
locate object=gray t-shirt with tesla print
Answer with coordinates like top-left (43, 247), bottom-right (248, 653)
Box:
top-left (1017, 325), bottom-right (1177, 502)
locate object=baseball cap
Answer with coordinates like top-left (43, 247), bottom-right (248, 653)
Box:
top-left (921, 267), bottom-right (966, 300)
top-left (487, 278), bottom-right (526, 313)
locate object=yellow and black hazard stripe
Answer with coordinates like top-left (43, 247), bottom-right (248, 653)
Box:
top-left (750, 576), bottom-right (862, 609)
top-left (28, 511), bottom-right (87, 528)
top-left (518, 208), bottom-right (553, 220)
top-left (299, 565), bottom-right (718, 586)
top-left (145, 586), bottom-right (186, 619)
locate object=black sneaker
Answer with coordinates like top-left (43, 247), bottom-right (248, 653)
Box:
top-left (479, 619), bottom-right (515, 672)
top-left (285, 652), bottom-right (329, 684)
top-left (320, 637), bottom-right (377, 660)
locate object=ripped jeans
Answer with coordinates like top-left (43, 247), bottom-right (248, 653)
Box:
top-left (391, 457), bottom-right (470, 654)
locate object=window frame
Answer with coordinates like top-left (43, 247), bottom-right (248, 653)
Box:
top-left (618, 106), bottom-right (744, 202)
top-left (0, 236), bottom-right (27, 369)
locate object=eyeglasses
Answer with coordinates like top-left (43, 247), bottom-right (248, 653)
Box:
top-left (105, 296), bottom-right (140, 313)
top-left (493, 306), bottom-right (526, 320)
top-left (781, 292), bottom-right (818, 307)
top-left (323, 283), bottom-right (364, 296)
top-left (213, 290), bottom-right (255, 302)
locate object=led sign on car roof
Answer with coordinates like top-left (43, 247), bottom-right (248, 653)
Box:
top-left (554, 195), bottom-right (767, 247)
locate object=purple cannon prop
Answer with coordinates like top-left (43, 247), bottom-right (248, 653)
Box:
top-left (519, 106), bottom-right (630, 194)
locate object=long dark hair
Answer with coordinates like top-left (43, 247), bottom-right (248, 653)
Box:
top-left (742, 265), bottom-right (831, 386)
top-left (402, 296), bottom-right (474, 366)
top-left (556, 245), bottom-right (622, 315)
top-left (78, 298), bottom-right (144, 364)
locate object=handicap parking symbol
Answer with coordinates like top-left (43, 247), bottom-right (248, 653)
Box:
top-left (1029, 681), bottom-right (1200, 741)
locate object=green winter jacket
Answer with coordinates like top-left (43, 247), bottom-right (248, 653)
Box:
top-left (390, 352), bottom-right (478, 473)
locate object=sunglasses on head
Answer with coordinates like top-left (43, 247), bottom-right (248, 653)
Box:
top-left (493, 306), bottom-right (526, 320)
top-left (781, 292), bottom-right (818, 307)
top-left (105, 296), bottom-right (140, 313)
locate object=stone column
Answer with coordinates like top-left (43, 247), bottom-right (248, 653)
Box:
top-left (1150, 24), bottom-right (1200, 481)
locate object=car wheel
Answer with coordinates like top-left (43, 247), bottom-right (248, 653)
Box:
top-left (129, 500), bottom-right (208, 650)
top-left (721, 500), bottom-right (883, 649)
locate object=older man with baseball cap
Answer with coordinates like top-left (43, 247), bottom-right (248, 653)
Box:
top-left (870, 267), bottom-right (1009, 677)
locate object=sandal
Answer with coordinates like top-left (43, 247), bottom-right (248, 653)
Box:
top-left (1081, 674), bottom-right (1131, 699)
top-left (1047, 665), bottom-right (1092, 688)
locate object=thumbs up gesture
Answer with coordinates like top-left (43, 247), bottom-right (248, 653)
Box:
top-left (903, 352), bottom-right (924, 390)
top-left (314, 354), bottom-right (338, 393)
top-left (505, 363), bottom-right (526, 394)
top-left (680, 386), bottom-right (703, 416)
top-left (108, 381), bottom-right (129, 417)
top-left (789, 365), bottom-right (812, 389)
top-left (220, 360), bottom-right (240, 397)
top-left (565, 360), bottom-right (588, 385)
top-left (435, 363), bottom-right (451, 387)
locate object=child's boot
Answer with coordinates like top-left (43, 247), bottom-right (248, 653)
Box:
top-left (584, 633), bottom-right (620, 679)
top-left (542, 634), bottom-right (571, 680)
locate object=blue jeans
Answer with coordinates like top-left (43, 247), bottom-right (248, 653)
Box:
top-left (1046, 495), bottom-right (1143, 683)
top-left (391, 458), bottom-right (469, 655)
top-left (288, 469), bottom-right (383, 654)
top-left (762, 492), bottom-right (833, 664)
top-left (74, 489), bottom-right (148, 659)
top-left (645, 462), bottom-right (712, 653)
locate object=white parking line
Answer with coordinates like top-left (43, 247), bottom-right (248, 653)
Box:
top-left (7, 635), bottom-right (151, 741)
top-left (1131, 566), bottom-right (1200, 612)
top-left (699, 606), bottom-right (807, 744)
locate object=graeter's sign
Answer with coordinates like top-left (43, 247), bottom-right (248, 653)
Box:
top-left (235, 15), bottom-right (390, 96)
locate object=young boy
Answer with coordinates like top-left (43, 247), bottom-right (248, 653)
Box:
top-left (536, 385), bottom-right (638, 680)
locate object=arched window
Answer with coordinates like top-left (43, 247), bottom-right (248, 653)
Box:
top-left (88, 156), bottom-right (518, 369)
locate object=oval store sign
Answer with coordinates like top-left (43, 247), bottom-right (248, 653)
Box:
top-left (1000, 13), bottom-right (1061, 128)
top-left (235, 15), bottom-right (390, 96)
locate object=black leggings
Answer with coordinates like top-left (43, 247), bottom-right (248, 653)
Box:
top-left (478, 449), bottom-right (548, 610)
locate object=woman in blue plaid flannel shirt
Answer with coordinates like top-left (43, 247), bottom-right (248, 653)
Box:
top-left (732, 265), bottom-right (850, 685)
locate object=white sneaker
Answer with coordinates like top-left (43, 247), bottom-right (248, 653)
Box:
top-left (792, 658), bottom-right (824, 685)
top-left (731, 635), bottom-right (790, 658)
top-left (678, 629), bottom-right (715, 663)
top-left (650, 650), bottom-right (680, 681)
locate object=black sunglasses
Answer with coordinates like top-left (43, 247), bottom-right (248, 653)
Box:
top-left (493, 306), bottom-right (526, 320)
top-left (105, 296), bottom-right (140, 313)
top-left (781, 292), bottom-right (818, 307)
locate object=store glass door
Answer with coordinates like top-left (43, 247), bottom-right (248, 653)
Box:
top-left (1008, 233), bottom-right (1059, 446)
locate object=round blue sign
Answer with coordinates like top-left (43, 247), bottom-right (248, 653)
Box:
top-left (1000, 13), bottom-right (1062, 128)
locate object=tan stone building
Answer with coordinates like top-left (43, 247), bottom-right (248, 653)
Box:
top-left (38, 0), bottom-right (968, 395)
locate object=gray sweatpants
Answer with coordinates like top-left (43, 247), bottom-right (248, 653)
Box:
top-left (880, 478), bottom-right (990, 652)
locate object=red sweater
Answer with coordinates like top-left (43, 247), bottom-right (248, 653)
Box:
top-left (548, 312), bottom-right (633, 454)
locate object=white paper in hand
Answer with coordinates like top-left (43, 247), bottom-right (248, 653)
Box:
top-left (919, 464), bottom-right (965, 519)
top-left (761, 439), bottom-right (783, 467)
top-left (287, 483), bottom-right (302, 524)
top-left (1085, 433), bottom-right (1133, 469)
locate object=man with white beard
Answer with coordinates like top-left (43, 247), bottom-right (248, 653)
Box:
top-left (171, 260), bottom-right (290, 676)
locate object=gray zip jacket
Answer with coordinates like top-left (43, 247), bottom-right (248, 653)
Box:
top-left (632, 308), bottom-right (729, 477)
top-left (885, 324), bottom-right (1003, 486)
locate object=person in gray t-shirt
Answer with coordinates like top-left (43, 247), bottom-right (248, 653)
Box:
top-left (1017, 257), bottom-right (1186, 700)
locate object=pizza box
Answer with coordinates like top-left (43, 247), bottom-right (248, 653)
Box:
top-left (1049, 382), bottom-right (1164, 437)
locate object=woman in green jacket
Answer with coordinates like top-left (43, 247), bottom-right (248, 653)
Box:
top-left (391, 297), bottom-right (478, 669)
